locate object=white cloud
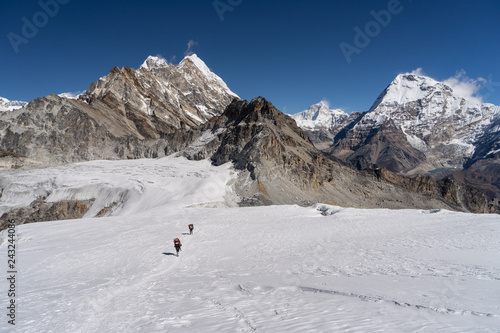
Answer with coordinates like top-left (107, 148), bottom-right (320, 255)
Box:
top-left (184, 40), bottom-right (198, 56)
top-left (408, 68), bottom-right (487, 104)
top-left (319, 99), bottom-right (330, 108)
top-left (411, 68), bottom-right (425, 76)
top-left (443, 70), bottom-right (486, 104)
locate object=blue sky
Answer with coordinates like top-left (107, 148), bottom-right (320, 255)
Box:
top-left (1, 0), bottom-right (499, 114)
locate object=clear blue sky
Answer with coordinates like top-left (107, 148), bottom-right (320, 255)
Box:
top-left (1, 0), bottom-right (499, 114)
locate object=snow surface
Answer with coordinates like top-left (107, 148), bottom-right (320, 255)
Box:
top-left (1, 156), bottom-right (500, 333)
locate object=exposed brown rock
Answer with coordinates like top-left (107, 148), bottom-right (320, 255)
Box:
top-left (0, 198), bottom-right (95, 230)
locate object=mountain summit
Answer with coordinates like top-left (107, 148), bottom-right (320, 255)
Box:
top-left (292, 101), bottom-right (349, 150)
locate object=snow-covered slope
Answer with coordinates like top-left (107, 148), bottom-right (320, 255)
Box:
top-left (0, 157), bottom-right (499, 332)
top-left (0, 96), bottom-right (27, 112)
top-left (292, 101), bottom-right (348, 130)
top-left (0, 155), bottom-right (238, 218)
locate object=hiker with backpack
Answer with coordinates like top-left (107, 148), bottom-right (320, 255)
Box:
top-left (188, 224), bottom-right (194, 235)
top-left (173, 238), bottom-right (182, 256)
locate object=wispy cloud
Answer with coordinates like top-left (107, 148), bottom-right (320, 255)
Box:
top-left (184, 40), bottom-right (198, 56)
top-left (443, 70), bottom-right (486, 104)
top-left (411, 68), bottom-right (425, 76)
top-left (320, 99), bottom-right (331, 108)
top-left (410, 68), bottom-right (487, 104)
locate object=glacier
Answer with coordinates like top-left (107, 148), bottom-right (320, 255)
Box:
top-left (1, 156), bottom-right (499, 332)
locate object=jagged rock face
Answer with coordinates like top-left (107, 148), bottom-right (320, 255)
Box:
top-left (83, 54), bottom-right (238, 129)
top-left (179, 97), bottom-right (498, 212)
top-left (0, 97), bottom-right (27, 112)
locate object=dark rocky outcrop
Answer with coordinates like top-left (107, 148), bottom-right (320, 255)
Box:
top-left (0, 198), bottom-right (95, 230)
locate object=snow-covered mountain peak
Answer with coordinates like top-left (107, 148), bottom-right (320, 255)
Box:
top-left (179, 53), bottom-right (239, 98)
top-left (292, 101), bottom-right (348, 130)
top-left (179, 53), bottom-right (211, 76)
top-left (369, 73), bottom-right (445, 111)
top-left (0, 96), bottom-right (27, 111)
top-left (140, 55), bottom-right (169, 70)
top-left (342, 72), bottom-right (500, 175)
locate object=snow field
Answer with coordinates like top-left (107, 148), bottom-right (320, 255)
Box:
top-left (0, 157), bottom-right (499, 332)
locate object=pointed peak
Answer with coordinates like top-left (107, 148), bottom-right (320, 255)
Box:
top-left (179, 53), bottom-right (239, 98)
top-left (183, 53), bottom-right (201, 61)
top-left (179, 53), bottom-right (212, 76)
top-left (301, 101), bottom-right (347, 117)
top-left (292, 101), bottom-right (348, 130)
top-left (140, 55), bottom-right (168, 70)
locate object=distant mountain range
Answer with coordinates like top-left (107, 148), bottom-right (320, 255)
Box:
top-left (0, 97), bottom-right (27, 111)
top-left (293, 73), bottom-right (500, 199)
top-left (1, 56), bottom-right (499, 218)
